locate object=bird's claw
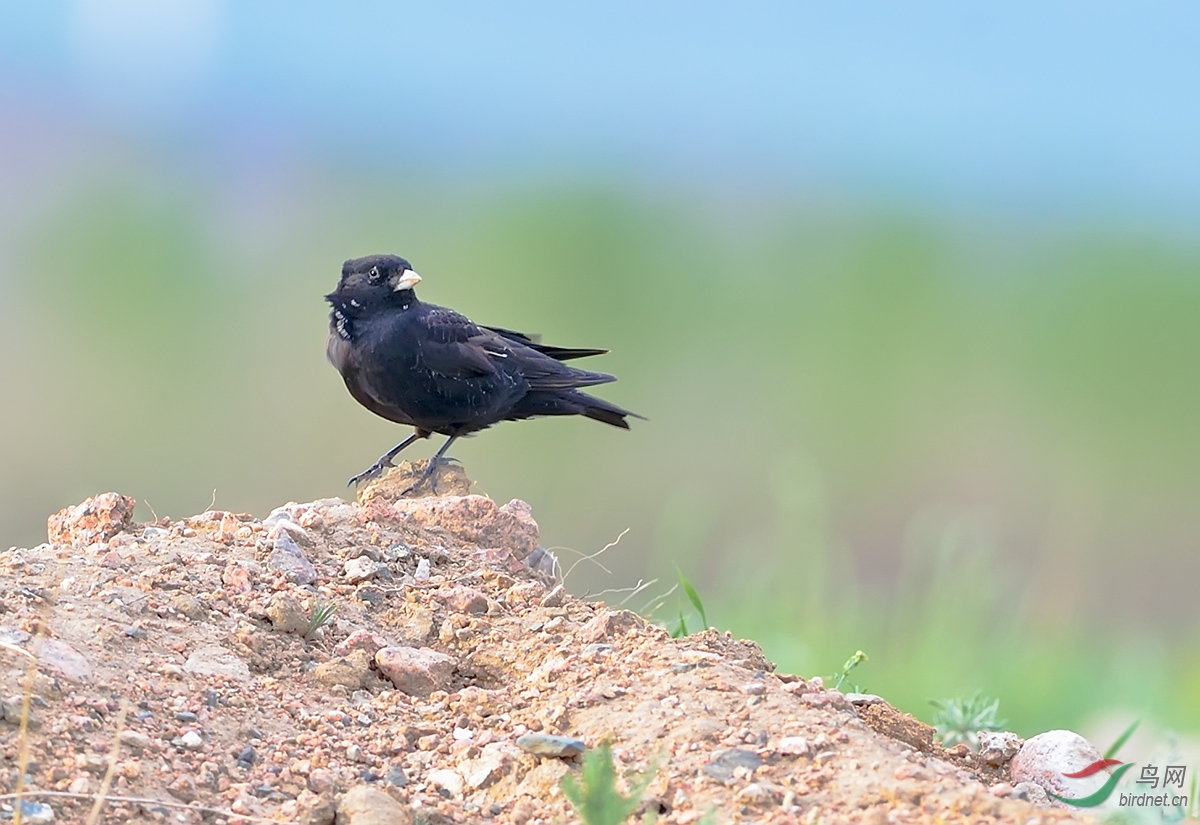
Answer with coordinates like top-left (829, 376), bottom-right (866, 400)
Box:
top-left (399, 458), bottom-right (443, 497)
top-left (347, 458), bottom-right (394, 488)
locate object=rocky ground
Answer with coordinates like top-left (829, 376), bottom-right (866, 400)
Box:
top-left (1, 463), bottom-right (1093, 824)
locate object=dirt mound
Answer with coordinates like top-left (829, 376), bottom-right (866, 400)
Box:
top-left (0, 463), bottom-right (1089, 823)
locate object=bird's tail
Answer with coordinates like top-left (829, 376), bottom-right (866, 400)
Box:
top-left (516, 390), bottom-right (644, 430)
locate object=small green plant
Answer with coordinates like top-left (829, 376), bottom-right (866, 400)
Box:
top-left (929, 690), bottom-right (1006, 749)
top-left (561, 741), bottom-right (656, 825)
top-left (305, 601), bottom-right (338, 638)
top-left (832, 649), bottom-right (868, 691)
top-left (669, 566), bottom-right (708, 638)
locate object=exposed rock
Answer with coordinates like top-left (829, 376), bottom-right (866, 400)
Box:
top-left (268, 533), bottom-right (318, 584)
top-left (314, 649), bottom-right (372, 689)
top-left (459, 741), bottom-right (521, 789)
top-left (389, 493), bottom-right (540, 559)
top-left (704, 748), bottom-right (763, 782)
top-left (1013, 781), bottom-right (1052, 807)
top-left (37, 638), bottom-right (92, 682)
top-left (579, 608), bottom-right (643, 643)
top-left (332, 629), bottom-right (389, 658)
top-left (427, 767), bottom-right (465, 797)
top-left (335, 784), bottom-right (412, 825)
top-left (397, 608), bottom-right (435, 644)
top-left (358, 459), bottom-right (473, 503)
top-left (118, 730), bottom-right (152, 752)
top-left (516, 733), bottom-right (586, 758)
top-left (1010, 729), bottom-right (1106, 809)
top-left (297, 791), bottom-right (337, 825)
top-left (979, 730), bottom-right (1025, 766)
top-left (374, 646), bottom-right (456, 696)
top-left (222, 560), bottom-right (256, 592)
top-left (779, 736), bottom-right (810, 756)
top-left (441, 585), bottom-right (488, 615)
top-left (47, 492), bottom-right (136, 546)
top-left (343, 555), bottom-right (377, 584)
top-left (183, 644), bottom-right (251, 681)
top-left (267, 592), bottom-right (310, 634)
top-left (169, 593), bottom-right (207, 620)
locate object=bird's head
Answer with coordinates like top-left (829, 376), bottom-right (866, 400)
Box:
top-left (327, 254), bottom-right (422, 311)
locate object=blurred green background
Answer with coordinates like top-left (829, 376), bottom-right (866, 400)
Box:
top-left (2, 4), bottom-right (1199, 749)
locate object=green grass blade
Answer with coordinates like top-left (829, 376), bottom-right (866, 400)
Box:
top-left (672, 608), bottom-right (688, 639)
top-left (675, 565), bottom-right (708, 629)
top-left (1103, 715), bottom-right (1142, 760)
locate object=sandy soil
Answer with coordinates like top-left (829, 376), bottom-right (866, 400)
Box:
top-left (0, 463), bottom-right (1092, 824)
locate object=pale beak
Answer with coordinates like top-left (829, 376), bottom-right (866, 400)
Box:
top-left (395, 269), bottom-right (422, 291)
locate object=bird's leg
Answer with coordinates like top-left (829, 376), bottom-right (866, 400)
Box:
top-left (347, 431), bottom-right (426, 487)
top-left (402, 435), bottom-right (460, 496)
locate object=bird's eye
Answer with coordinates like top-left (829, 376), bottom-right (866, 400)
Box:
top-left (367, 266), bottom-right (383, 284)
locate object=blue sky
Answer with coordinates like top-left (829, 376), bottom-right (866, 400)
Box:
top-left (2, 2), bottom-right (1199, 215)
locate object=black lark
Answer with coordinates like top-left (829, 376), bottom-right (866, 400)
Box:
top-left (326, 254), bottom-right (641, 492)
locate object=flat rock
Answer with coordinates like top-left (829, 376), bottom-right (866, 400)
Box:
top-left (38, 638), bottom-right (92, 682)
top-left (374, 646), bottom-right (456, 696)
top-left (703, 748), bottom-right (763, 782)
top-left (314, 649), bottom-right (372, 689)
top-left (516, 733), bottom-right (586, 758)
top-left (389, 495), bottom-right (540, 560)
top-left (336, 784), bottom-right (412, 825)
top-left (183, 645), bottom-right (251, 682)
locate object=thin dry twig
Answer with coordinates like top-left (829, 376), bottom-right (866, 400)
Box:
top-left (14, 580), bottom-right (59, 825)
top-left (637, 581), bottom-right (681, 617)
top-left (559, 527), bottom-right (631, 583)
top-left (0, 640), bottom-right (36, 660)
top-left (86, 697), bottom-right (130, 825)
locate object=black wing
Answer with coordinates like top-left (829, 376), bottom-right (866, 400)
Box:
top-left (482, 324), bottom-right (609, 362)
top-left (417, 308), bottom-right (615, 389)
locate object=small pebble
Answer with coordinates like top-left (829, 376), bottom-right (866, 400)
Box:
top-left (385, 542), bottom-right (411, 561)
top-left (343, 556), bottom-right (377, 584)
top-left (427, 768), bottom-right (465, 797)
top-left (779, 736), bottom-right (810, 757)
top-left (384, 766), bottom-right (409, 787)
top-left (414, 558), bottom-right (431, 580)
top-left (516, 733), bottom-right (586, 758)
top-left (0, 627), bottom-right (32, 645)
top-left (703, 748), bottom-right (763, 782)
top-left (12, 800), bottom-right (54, 823)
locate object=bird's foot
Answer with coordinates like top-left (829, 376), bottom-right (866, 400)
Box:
top-left (347, 457), bottom-right (394, 488)
top-left (399, 457), bottom-right (443, 497)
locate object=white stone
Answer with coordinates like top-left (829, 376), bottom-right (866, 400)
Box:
top-left (427, 768), bottom-right (465, 797)
top-left (1010, 729), bottom-right (1110, 809)
top-left (779, 736), bottom-right (810, 756)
